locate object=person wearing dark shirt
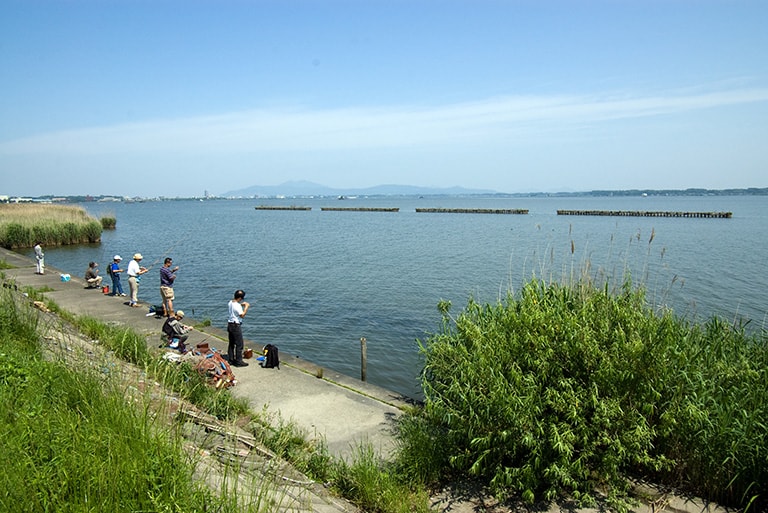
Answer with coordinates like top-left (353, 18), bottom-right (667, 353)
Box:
top-left (162, 310), bottom-right (191, 351)
top-left (84, 261), bottom-right (103, 288)
top-left (159, 257), bottom-right (180, 317)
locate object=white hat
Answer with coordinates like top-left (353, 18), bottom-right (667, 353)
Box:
top-left (113, 255), bottom-right (122, 261)
top-left (176, 310), bottom-right (185, 318)
top-left (133, 253), bottom-right (143, 260)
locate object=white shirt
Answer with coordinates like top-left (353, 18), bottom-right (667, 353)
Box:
top-left (127, 260), bottom-right (141, 277)
top-left (228, 300), bottom-right (244, 324)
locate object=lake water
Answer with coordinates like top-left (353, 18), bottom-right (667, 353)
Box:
top-left (25, 195), bottom-right (768, 399)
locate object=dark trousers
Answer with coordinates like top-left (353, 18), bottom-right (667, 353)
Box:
top-left (227, 322), bottom-right (243, 363)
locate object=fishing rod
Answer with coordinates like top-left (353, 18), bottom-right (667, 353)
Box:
top-left (143, 232), bottom-right (193, 272)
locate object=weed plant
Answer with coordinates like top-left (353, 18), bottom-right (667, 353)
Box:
top-left (0, 203), bottom-right (102, 248)
top-left (71, 314), bottom-right (249, 420)
top-left (399, 276), bottom-right (767, 511)
top-left (245, 413), bottom-right (432, 513)
top-left (0, 288), bottom-right (243, 512)
top-left (99, 215), bottom-right (116, 230)
top-left (330, 444), bottom-right (432, 513)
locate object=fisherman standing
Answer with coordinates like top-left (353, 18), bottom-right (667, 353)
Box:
top-left (108, 255), bottom-right (126, 296)
top-left (127, 253), bottom-right (149, 307)
top-left (227, 289), bottom-right (250, 367)
top-left (34, 241), bottom-right (44, 275)
top-left (159, 257), bottom-right (180, 317)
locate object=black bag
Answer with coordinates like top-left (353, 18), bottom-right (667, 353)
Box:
top-left (106, 263), bottom-right (113, 277)
top-left (161, 317), bottom-right (175, 339)
top-left (262, 344), bottom-right (280, 369)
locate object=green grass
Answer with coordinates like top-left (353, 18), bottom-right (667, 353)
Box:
top-left (245, 413), bottom-right (432, 513)
top-left (0, 288), bottom-right (227, 512)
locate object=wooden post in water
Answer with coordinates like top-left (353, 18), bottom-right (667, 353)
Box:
top-left (360, 337), bottom-right (367, 382)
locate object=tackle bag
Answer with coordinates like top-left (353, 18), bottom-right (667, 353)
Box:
top-left (262, 344), bottom-right (280, 369)
top-left (150, 304), bottom-right (166, 317)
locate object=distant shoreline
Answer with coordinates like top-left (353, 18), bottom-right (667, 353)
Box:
top-left (3, 186), bottom-right (767, 203)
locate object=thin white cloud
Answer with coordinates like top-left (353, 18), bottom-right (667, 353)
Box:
top-left (1, 86), bottom-right (767, 155)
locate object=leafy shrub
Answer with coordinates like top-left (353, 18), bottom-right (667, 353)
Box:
top-left (100, 216), bottom-right (117, 230)
top-left (403, 277), bottom-right (767, 511)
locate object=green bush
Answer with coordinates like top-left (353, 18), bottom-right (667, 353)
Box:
top-left (100, 216), bottom-right (117, 230)
top-left (402, 277), bottom-right (767, 511)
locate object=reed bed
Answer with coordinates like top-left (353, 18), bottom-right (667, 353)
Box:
top-left (399, 277), bottom-right (767, 511)
top-left (0, 203), bottom-right (103, 248)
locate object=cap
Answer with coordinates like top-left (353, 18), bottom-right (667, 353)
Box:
top-left (113, 255), bottom-right (122, 261)
top-left (133, 253), bottom-right (143, 260)
top-left (176, 310), bottom-right (185, 318)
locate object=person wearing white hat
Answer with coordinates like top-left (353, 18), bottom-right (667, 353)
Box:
top-left (161, 310), bottom-right (192, 351)
top-left (108, 255), bottom-right (126, 297)
top-left (127, 253), bottom-right (149, 307)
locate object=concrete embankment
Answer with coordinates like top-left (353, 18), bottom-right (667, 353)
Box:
top-left (0, 246), bottom-right (411, 462)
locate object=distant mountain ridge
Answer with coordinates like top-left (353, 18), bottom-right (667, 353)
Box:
top-left (221, 181), bottom-right (768, 199)
top-left (221, 181), bottom-right (498, 198)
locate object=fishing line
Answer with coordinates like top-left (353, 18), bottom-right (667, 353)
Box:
top-left (144, 229), bottom-right (195, 271)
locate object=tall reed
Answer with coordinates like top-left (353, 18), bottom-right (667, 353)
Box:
top-left (0, 203), bottom-right (102, 248)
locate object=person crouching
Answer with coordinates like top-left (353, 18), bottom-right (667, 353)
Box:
top-left (162, 310), bottom-right (192, 352)
top-left (84, 262), bottom-right (103, 289)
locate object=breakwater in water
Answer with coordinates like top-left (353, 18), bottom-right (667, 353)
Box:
top-left (415, 208), bottom-right (529, 214)
top-left (557, 210), bottom-right (732, 218)
top-left (320, 207), bottom-right (400, 212)
top-left (255, 205), bottom-right (312, 210)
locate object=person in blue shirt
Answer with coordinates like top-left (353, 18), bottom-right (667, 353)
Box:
top-left (108, 255), bottom-right (126, 296)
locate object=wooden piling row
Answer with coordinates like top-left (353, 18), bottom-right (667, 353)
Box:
top-left (255, 205), bottom-right (312, 210)
top-left (556, 210), bottom-right (732, 218)
top-left (415, 208), bottom-right (529, 215)
top-left (320, 207), bottom-right (400, 212)
top-left (253, 205), bottom-right (733, 218)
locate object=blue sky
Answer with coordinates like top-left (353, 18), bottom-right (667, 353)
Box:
top-left (1, 0), bottom-right (767, 197)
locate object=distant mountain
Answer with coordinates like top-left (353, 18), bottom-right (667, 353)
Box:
top-left (220, 182), bottom-right (768, 199)
top-left (221, 181), bottom-right (499, 198)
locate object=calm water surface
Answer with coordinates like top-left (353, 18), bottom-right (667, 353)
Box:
top-left (29, 195), bottom-right (768, 398)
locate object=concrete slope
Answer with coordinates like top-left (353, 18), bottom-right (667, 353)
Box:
top-left (0, 247), bottom-right (411, 463)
